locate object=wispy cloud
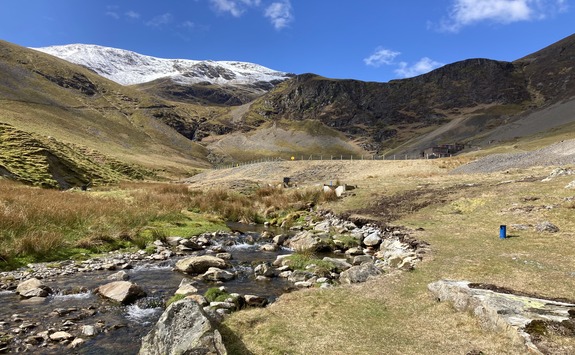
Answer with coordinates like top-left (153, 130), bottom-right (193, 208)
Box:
top-left (209, 0), bottom-right (294, 29)
top-left (105, 6), bottom-right (120, 20)
top-left (363, 47), bottom-right (401, 67)
top-left (125, 11), bottom-right (140, 19)
top-left (364, 47), bottom-right (443, 78)
top-left (265, 0), bottom-right (293, 30)
top-left (181, 21), bottom-right (196, 29)
top-left (146, 13), bottom-right (174, 27)
top-left (441, 0), bottom-right (569, 32)
top-left (395, 57), bottom-right (444, 78)
top-left (210, 0), bottom-right (261, 17)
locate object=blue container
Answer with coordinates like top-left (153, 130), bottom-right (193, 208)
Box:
top-left (499, 225), bottom-right (507, 239)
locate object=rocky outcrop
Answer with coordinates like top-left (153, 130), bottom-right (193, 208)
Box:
top-left (428, 280), bottom-right (575, 354)
top-left (95, 281), bottom-right (146, 304)
top-left (139, 299), bottom-right (227, 355)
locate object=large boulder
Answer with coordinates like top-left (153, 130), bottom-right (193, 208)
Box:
top-left (175, 256), bottom-right (227, 274)
top-left (95, 281), bottom-right (146, 304)
top-left (339, 263), bottom-right (382, 284)
top-left (139, 299), bottom-right (227, 355)
top-left (287, 231), bottom-right (331, 252)
top-left (16, 278), bottom-right (52, 298)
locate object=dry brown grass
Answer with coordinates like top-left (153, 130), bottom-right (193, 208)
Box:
top-left (0, 180), bottom-right (205, 268)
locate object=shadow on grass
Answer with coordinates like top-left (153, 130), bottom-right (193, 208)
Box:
top-left (504, 234), bottom-right (521, 239)
top-left (218, 323), bottom-right (254, 355)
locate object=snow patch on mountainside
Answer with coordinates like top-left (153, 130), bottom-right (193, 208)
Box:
top-left (32, 44), bottom-right (292, 86)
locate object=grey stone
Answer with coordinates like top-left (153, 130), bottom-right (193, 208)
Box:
top-left (244, 295), bottom-right (268, 307)
top-left (201, 267), bottom-right (235, 282)
top-left (322, 257), bottom-right (352, 272)
top-left (339, 263), bottom-right (382, 284)
top-left (254, 263), bottom-right (275, 277)
top-left (259, 243), bottom-right (279, 252)
top-left (427, 280), bottom-right (575, 354)
top-left (363, 231), bottom-right (382, 247)
top-left (175, 256), bottom-right (227, 274)
top-left (16, 278), bottom-right (52, 298)
top-left (139, 299), bottom-right (227, 355)
top-left (175, 279), bottom-right (198, 296)
top-left (95, 281), bottom-right (146, 304)
top-left (82, 325), bottom-right (97, 337)
top-left (535, 221), bottom-right (559, 233)
top-left (49, 331), bottom-right (74, 342)
top-left (107, 270), bottom-right (130, 281)
top-left (273, 234), bottom-right (287, 245)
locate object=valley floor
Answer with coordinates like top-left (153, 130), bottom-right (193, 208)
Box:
top-left (192, 159), bottom-right (575, 354)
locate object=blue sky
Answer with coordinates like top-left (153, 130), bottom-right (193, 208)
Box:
top-left (0, 0), bottom-right (572, 82)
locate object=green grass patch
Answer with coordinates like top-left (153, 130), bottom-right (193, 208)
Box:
top-left (166, 293), bottom-right (187, 307)
top-left (204, 287), bottom-right (231, 302)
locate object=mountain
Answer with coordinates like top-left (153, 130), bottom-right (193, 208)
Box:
top-left (0, 40), bottom-right (213, 188)
top-left (34, 44), bottom-right (293, 106)
top-left (239, 33), bottom-right (575, 155)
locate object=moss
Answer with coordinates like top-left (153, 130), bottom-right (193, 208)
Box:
top-left (525, 319), bottom-right (548, 337)
top-left (204, 287), bottom-right (231, 302)
top-left (166, 293), bottom-right (186, 307)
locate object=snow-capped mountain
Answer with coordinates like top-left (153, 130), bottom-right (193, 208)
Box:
top-left (32, 44), bottom-right (292, 86)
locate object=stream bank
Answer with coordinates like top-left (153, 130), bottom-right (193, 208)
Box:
top-left (0, 211), bottom-right (426, 354)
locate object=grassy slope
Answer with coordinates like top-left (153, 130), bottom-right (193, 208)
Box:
top-left (216, 159), bottom-right (575, 354)
top-left (0, 40), bottom-right (211, 186)
top-left (206, 120), bottom-right (368, 163)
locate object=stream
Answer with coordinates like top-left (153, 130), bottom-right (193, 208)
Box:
top-left (0, 225), bottom-right (294, 354)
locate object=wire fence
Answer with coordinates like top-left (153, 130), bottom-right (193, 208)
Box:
top-left (214, 153), bottom-right (451, 169)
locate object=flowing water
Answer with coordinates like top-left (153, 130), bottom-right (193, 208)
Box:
top-left (0, 226), bottom-right (293, 354)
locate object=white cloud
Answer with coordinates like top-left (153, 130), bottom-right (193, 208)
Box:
top-left (125, 11), bottom-right (140, 19)
top-left (181, 21), bottom-right (196, 29)
top-left (363, 47), bottom-right (401, 67)
top-left (210, 0), bottom-right (260, 17)
top-left (105, 11), bottom-right (120, 20)
top-left (441, 0), bottom-right (569, 32)
top-left (146, 13), bottom-right (174, 27)
top-left (265, 1), bottom-right (294, 30)
top-left (394, 57), bottom-right (445, 78)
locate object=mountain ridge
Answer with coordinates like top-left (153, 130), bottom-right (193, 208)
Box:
top-left (33, 44), bottom-right (293, 87)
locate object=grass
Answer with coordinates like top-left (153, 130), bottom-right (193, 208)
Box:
top-left (0, 179), bottom-right (338, 270)
top-left (220, 161), bottom-right (575, 354)
top-left (285, 251), bottom-right (336, 275)
top-left (0, 181), bottom-right (228, 269)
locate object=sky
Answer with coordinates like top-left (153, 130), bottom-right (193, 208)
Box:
top-left (0, 0), bottom-right (573, 82)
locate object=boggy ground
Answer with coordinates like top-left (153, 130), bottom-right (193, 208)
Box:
top-left (197, 159), bottom-right (575, 354)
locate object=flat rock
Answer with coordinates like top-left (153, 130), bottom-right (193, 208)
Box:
top-left (95, 281), bottom-right (146, 304)
top-left (16, 278), bottom-right (52, 298)
top-left (428, 280), bottom-right (575, 354)
top-left (339, 263), bottom-right (382, 284)
top-left (175, 256), bottom-right (227, 274)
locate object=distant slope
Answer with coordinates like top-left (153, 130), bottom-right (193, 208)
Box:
top-left (243, 33), bottom-right (575, 155)
top-left (0, 40), bottom-right (211, 188)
